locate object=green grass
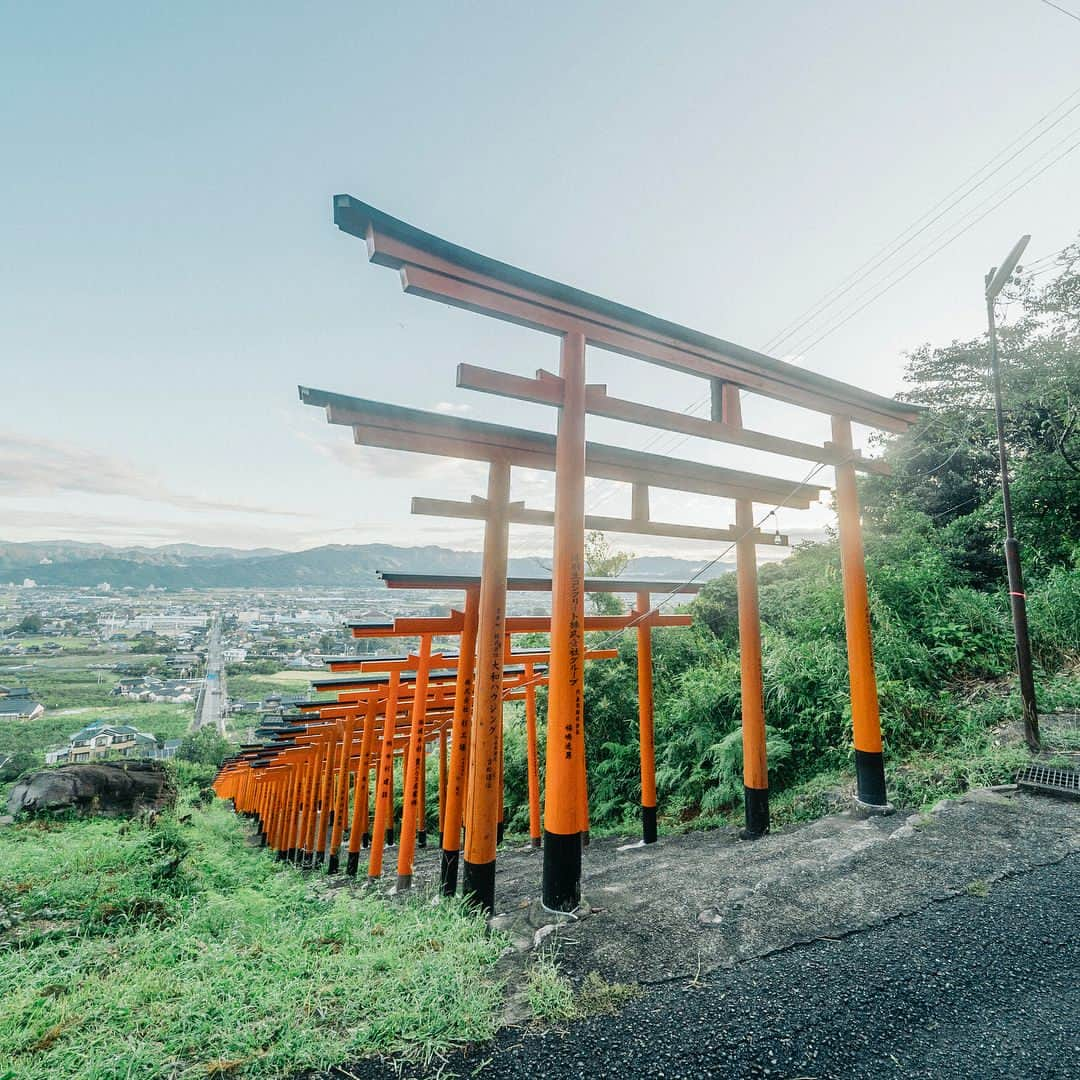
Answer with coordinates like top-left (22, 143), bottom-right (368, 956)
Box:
top-left (524, 951), bottom-right (638, 1025)
top-left (0, 799), bottom-right (504, 1079)
top-left (0, 704), bottom-right (192, 791)
top-left (0, 653), bottom-right (169, 712)
top-left (261, 670), bottom-right (317, 684)
top-left (227, 673), bottom-right (312, 702)
top-left (524, 951), bottom-right (579, 1023)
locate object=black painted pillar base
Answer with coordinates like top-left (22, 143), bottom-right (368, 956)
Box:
top-left (396, 873), bottom-right (412, 892)
top-left (462, 858), bottom-right (495, 915)
top-left (582, 830), bottom-right (590, 847)
top-left (440, 848), bottom-right (460, 896)
top-left (417, 830), bottom-right (427, 849)
top-left (327, 853), bottom-right (340, 875)
top-left (742, 786), bottom-right (770, 839)
top-left (542, 830), bottom-right (582, 912)
top-left (361, 832), bottom-right (370, 849)
top-left (641, 804), bottom-right (658, 845)
top-left (531, 836), bottom-right (542, 849)
top-left (385, 827), bottom-right (395, 847)
top-left (855, 749), bottom-right (888, 808)
top-left (496, 821), bottom-right (505, 844)
top-left (345, 850), bottom-right (360, 877)
top-left (275, 849), bottom-right (286, 862)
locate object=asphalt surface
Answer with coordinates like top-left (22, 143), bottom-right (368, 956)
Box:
top-left (194, 617), bottom-right (227, 736)
top-left (338, 851), bottom-right (1079, 1079)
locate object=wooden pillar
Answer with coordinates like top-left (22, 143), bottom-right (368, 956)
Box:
top-left (440, 586), bottom-right (480, 895)
top-left (300, 743), bottom-right (323, 864)
top-left (543, 330), bottom-right (587, 912)
top-left (345, 749), bottom-right (367, 877)
top-left (367, 672), bottom-right (401, 881)
top-left (462, 459), bottom-right (512, 913)
top-left (265, 775), bottom-right (280, 853)
top-left (719, 381), bottom-right (770, 836)
top-left (327, 714), bottom-right (356, 874)
top-left (635, 589), bottom-right (658, 843)
top-left (438, 726), bottom-right (448, 841)
top-left (418, 735), bottom-right (428, 848)
top-left (524, 666), bottom-right (542, 848)
top-left (396, 636), bottom-right (433, 890)
top-left (831, 414), bottom-right (889, 808)
top-left (283, 755), bottom-right (304, 861)
top-left (355, 700), bottom-right (378, 855)
top-left (314, 726), bottom-right (339, 865)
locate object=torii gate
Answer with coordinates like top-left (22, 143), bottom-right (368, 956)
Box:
top-left (364, 572), bottom-right (704, 893)
top-left (300, 195), bottom-right (920, 913)
top-left (300, 385), bottom-right (811, 910)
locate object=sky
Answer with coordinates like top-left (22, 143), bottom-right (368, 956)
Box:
top-left (3, 0), bottom-right (1079, 561)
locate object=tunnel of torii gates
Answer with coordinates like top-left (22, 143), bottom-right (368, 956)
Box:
top-left (213, 196), bottom-right (922, 915)
top-left (212, 574), bottom-right (698, 903)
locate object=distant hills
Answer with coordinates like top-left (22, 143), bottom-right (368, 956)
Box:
top-left (0, 541), bottom-right (739, 590)
top-left (0, 541), bottom-right (284, 569)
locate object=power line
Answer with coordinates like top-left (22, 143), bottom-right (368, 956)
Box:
top-left (761, 84), bottom-right (1080, 355)
top-left (787, 132), bottom-right (1080, 357)
top-left (505, 459), bottom-right (830, 697)
top-left (1039, 0), bottom-right (1080, 24)
top-left (784, 124), bottom-right (1080, 355)
top-left (585, 89), bottom-right (1080, 515)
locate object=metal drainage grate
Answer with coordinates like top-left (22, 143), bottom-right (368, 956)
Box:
top-left (1016, 764), bottom-right (1080, 800)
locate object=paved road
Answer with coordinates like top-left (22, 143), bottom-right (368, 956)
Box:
top-left (193, 617), bottom-right (227, 737)
top-left (342, 852), bottom-right (1079, 1079)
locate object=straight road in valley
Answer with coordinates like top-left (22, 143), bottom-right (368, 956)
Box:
top-left (193, 616), bottom-right (228, 737)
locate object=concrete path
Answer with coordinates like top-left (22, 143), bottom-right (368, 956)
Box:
top-left (325, 789), bottom-right (1078, 1078)
top-left (350, 850), bottom-right (1078, 1078)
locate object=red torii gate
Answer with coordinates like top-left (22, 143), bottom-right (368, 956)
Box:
top-left (363, 572), bottom-right (703, 892)
top-left (295, 195), bottom-right (920, 913)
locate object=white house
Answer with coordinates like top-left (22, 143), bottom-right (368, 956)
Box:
top-left (0, 687), bottom-right (45, 721)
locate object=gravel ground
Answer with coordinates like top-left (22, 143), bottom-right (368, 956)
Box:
top-left (337, 851), bottom-right (1079, 1079)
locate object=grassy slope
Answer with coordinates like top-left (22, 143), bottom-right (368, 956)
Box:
top-left (0, 798), bottom-right (503, 1080)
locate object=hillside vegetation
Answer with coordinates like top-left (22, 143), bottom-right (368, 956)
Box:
top-left (0, 795), bottom-right (503, 1079)
top-left (500, 241), bottom-right (1080, 835)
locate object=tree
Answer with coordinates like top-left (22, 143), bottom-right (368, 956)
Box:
top-left (862, 241), bottom-right (1080, 585)
top-left (14, 614), bottom-right (43, 635)
top-left (584, 531), bottom-right (633, 615)
top-left (175, 728), bottom-right (230, 767)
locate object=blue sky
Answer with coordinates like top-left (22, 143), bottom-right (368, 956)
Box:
top-left (3, 1), bottom-right (1079, 557)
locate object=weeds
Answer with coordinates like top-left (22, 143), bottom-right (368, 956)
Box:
top-left (525, 948), bottom-right (639, 1025)
top-left (0, 798), bottom-right (504, 1079)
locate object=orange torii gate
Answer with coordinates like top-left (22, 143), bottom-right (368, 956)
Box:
top-left (218, 677), bottom-right (462, 872)
top-left (363, 572), bottom-right (703, 895)
top-left (304, 656), bottom-right (548, 885)
top-left (299, 385), bottom-right (819, 911)
top-left (294, 196), bottom-right (920, 913)
top-left (312, 632), bottom-right (618, 890)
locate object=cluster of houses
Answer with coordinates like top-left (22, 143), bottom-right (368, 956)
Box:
top-left (0, 686), bottom-right (46, 721)
top-left (44, 721), bottom-right (182, 766)
top-left (112, 674), bottom-right (202, 704)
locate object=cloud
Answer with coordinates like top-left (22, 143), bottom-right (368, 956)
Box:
top-left (0, 434), bottom-right (312, 518)
top-left (291, 420), bottom-right (488, 486)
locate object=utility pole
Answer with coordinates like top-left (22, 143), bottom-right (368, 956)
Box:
top-left (984, 234), bottom-right (1040, 752)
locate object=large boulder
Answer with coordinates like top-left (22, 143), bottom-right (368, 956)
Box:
top-left (6, 761), bottom-right (176, 818)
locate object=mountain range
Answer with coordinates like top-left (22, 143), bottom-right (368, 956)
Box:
top-left (0, 541), bottom-right (739, 590)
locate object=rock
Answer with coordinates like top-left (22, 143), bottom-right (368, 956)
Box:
top-left (6, 761), bottom-right (176, 818)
